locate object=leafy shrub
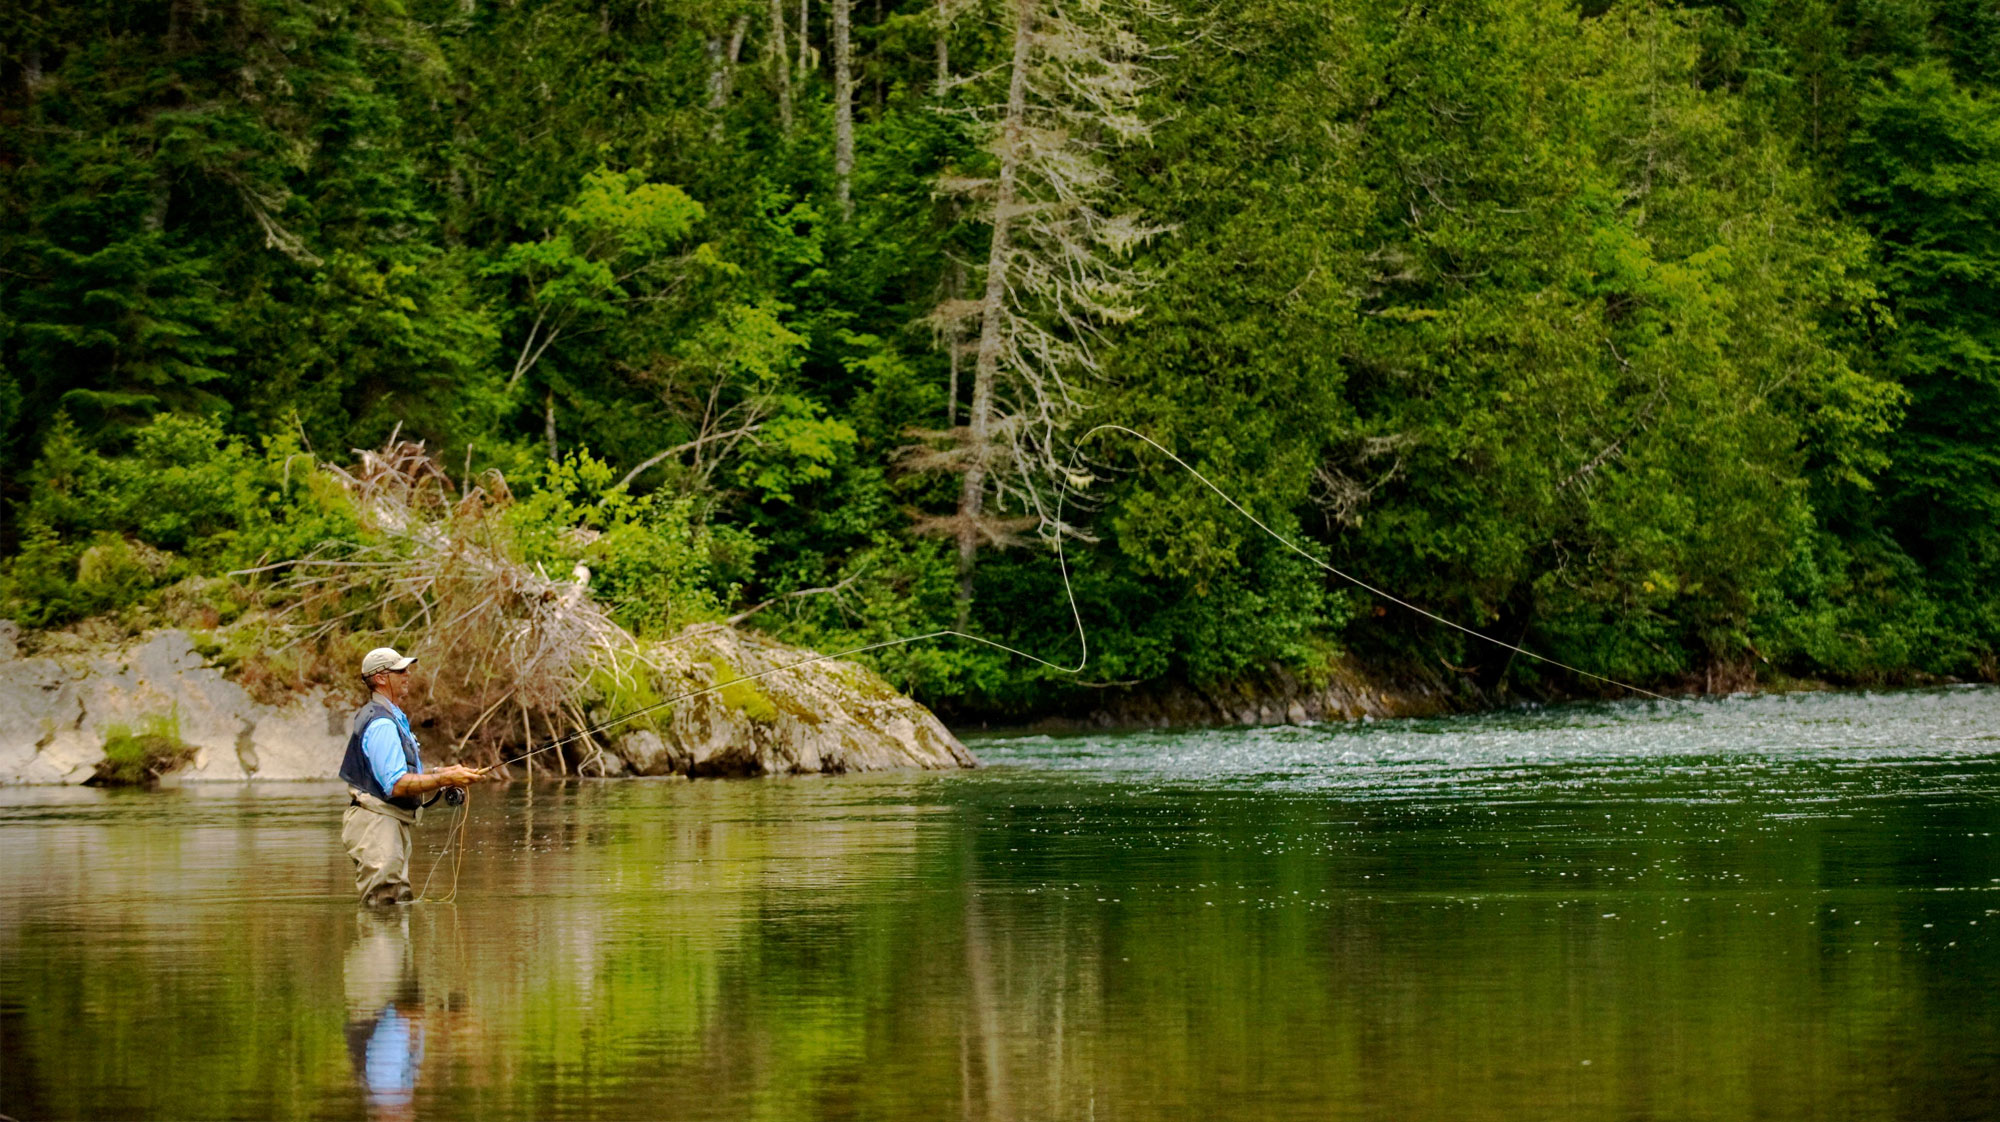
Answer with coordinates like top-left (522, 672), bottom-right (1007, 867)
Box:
top-left (3, 414), bottom-right (358, 626)
top-left (505, 450), bottom-right (752, 638)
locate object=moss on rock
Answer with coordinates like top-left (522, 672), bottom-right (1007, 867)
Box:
top-left (88, 712), bottom-right (196, 787)
top-left (706, 657), bottom-right (778, 725)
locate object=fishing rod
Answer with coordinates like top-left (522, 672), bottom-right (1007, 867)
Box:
top-left (482, 424), bottom-right (1667, 777)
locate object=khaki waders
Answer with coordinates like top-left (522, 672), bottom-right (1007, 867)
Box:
top-left (342, 789), bottom-right (421, 904)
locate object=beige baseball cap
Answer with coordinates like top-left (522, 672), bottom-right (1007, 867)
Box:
top-left (360, 647), bottom-right (418, 676)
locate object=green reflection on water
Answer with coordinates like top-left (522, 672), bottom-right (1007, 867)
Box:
top-left (4, 695), bottom-right (2000, 1121)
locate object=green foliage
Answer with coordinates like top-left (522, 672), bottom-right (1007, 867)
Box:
top-left (0, 0), bottom-right (481, 456)
top-left (6, 0), bottom-right (2000, 716)
top-left (4, 415), bottom-right (358, 625)
top-left (736, 399), bottom-right (858, 505)
top-left (1843, 65), bottom-right (2000, 630)
top-left (585, 655), bottom-right (669, 735)
top-left (236, 250), bottom-right (500, 454)
top-left (504, 451), bottom-right (748, 638)
top-left (487, 167), bottom-right (707, 351)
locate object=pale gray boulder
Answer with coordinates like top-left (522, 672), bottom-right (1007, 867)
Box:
top-left (0, 627), bottom-right (973, 784)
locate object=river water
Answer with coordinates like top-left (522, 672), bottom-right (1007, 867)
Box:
top-left (3, 688), bottom-right (1998, 1120)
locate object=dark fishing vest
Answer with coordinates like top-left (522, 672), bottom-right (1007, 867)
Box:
top-left (339, 699), bottom-right (424, 812)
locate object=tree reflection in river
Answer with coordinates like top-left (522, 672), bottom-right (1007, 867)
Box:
top-left (3, 691), bottom-right (2000, 1120)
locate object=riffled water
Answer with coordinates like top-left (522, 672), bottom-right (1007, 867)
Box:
top-left (3, 688), bottom-right (1998, 1120)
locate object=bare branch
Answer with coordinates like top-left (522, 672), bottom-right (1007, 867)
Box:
top-left (617, 423), bottom-right (767, 490)
top-left (724, 566), bottom-right (871, 626)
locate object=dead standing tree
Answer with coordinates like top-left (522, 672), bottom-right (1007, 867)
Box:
top-left (769, 0), bottom-right (794, 130)
top-left (832, 0), bottom-right (855, 218)
top-left (918, 0), bottom-right (1169, 626)
top-left (707, 12), bottom-right (753, 140)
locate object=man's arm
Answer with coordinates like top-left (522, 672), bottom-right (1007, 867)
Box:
top-left (389, 765), bottom-right (482, 799)
top-left (363, 717), bottom-right (484, 797)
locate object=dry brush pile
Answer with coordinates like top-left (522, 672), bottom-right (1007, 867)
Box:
top-left (211, 437), bottom-right (972, 778)
top-left (246, 440), bottom-right (665, 771)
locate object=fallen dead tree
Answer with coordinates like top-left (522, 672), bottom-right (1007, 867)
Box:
top-left (245, 438), bottom-right (656, 771)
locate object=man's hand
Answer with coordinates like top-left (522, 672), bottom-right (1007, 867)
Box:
top-left (432, 764), bottom-right (488, 788)
top-left (391, 763), bottom-right (491, 799)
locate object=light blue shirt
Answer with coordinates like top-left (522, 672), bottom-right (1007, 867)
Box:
top-left (362, 698), bottom-right (422, 795)
top-left (362, 1004), bottom-right (422, 1107)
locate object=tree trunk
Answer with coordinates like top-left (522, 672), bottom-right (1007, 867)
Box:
top-left (705, 35), bottom-right (726, 106)
top-left (769, 0), bottom-right (793, 130)
top-left (708, 15), bottom-right (751, 114)
top-left (938, 5), bottom-right (958, 426)
top-left (545, 388), bottom-right (558, 462)
top-left (729, 18), bottom-right (750, 65)
top-left (954, 0), bottom-right (1034, 628)
top-left (144, 181), bottom-right (171, 232)
top-left (832, 0), bottom-right (854, 219)
top-left (934, 0), bottom-right (950, 98)
top-left (166, 0), bottom-right (190, 51)
top-left (798, 0), bottom-right (811, 73)
top-left (946, 259), bottom-right (963, 428)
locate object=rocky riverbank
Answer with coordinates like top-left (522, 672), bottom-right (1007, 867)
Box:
top-left (0, 624), bottom-right (973, 786)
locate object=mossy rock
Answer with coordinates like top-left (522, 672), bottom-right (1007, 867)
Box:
top-left (706, 657), bottom-right (778, 725)
top-left (87, 716), bottom-right (197, 787)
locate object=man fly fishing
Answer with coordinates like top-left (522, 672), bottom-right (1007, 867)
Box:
top-left (339, 647), bottom-right (489, 906)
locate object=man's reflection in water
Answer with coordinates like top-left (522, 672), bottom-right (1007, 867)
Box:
top-left (344, 910), bottom-right (425, 1120)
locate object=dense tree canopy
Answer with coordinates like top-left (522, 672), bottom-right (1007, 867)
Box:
top-left (3, 0), bottom-right (1997, 716)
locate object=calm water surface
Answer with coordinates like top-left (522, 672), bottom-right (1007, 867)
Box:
top-left (4, 689), bottom-right (1999, 1120)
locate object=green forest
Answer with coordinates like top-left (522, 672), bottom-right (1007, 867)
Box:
top-left (3, 0), bottom-right (1997, 720)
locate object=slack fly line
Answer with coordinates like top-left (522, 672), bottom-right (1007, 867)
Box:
top-left (1082, 426), bottom-right (1672, 702)
top-left (486, 423), bottom-right (1666, 777)
top-left (412, 425), bottom-right (2000, 902)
